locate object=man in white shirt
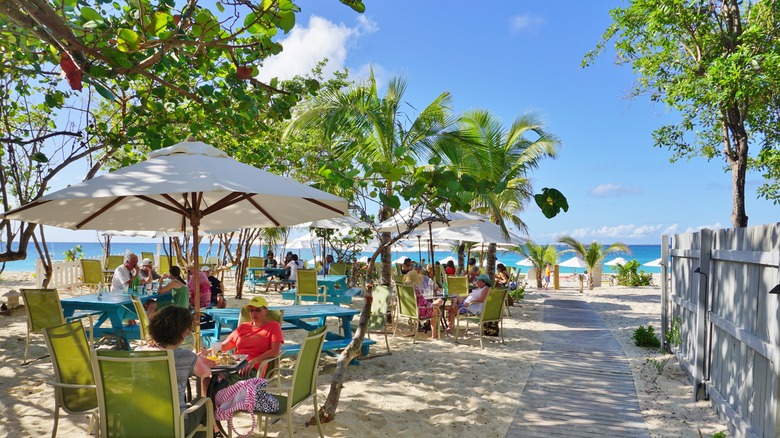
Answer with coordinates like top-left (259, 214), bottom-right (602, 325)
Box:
top-left (111, 253), bottom-right (139, 291)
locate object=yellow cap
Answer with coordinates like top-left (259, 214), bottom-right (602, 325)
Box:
top-left (244, 296), bottom-right (269, 309)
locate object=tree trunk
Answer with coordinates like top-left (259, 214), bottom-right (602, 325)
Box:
top-left (486, 243), bottom-right (497, 278)
top-left (728, 130), bottom-right (749, 227)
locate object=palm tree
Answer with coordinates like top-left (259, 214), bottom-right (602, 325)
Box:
top-left (557, 236), bottom-right (631, 290)
top-left (287, 69), bottom-right (457, 284)
top-left (516, 241), bottom-right (558, 288)
top-left (443, 110), bottom-right (559, 277)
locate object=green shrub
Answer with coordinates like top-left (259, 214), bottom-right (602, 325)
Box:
top-left (633, 325), bottom-right (661, 348)
top-left (509, 285), bottom-right (525, 302)
top-left (615, 260), bottom-right (653, 286)
top-left (666, 317), bottom-right (682, 349)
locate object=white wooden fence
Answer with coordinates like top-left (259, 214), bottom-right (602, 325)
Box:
top-left (663, 223), bottom-right (780, 438)
top-left (35, 259), bottom-right (83, 289)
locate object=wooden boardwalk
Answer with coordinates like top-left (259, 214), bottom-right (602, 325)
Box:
top-left (506, 296), bottom-right (651, 438)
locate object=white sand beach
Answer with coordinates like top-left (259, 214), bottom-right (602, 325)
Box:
top-left (0, 271), bottom-right (727, 437)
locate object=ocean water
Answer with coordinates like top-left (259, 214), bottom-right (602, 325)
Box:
top-left (1, 242), bottom-right (663, 274)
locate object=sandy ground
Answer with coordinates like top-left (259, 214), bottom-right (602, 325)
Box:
top-left (0, 271), bottom-right (728, 437)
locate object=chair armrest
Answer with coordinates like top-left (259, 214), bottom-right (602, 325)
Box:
top-left (256, 355), bottom-right (284, 389)
top-left (47, 381), bottom-right (96, 390)
top-left (183, 396), bottom-right (212, 415)
top-left (182, 397), bottom-right (214, 438)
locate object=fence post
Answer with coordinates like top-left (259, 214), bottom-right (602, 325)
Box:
top-left (693, 228), bottom-right (712, 401)
top-left (660, 234), bottom-right (669, 352)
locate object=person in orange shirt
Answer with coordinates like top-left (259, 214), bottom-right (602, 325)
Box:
top-left (543, 262), bottom-right (552, 290)
top-left (219, 296), bottom-right (283, 378)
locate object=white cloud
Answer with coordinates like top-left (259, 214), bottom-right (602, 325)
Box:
top-left (683, 222), bottom-right (724, 234)
top-left (256, 15), bottom-right (378, 82)
top-left (550, 223), bottom-right (669, 243)
top-left (351, 63), bottom-right (392, 90)
top-left (589, 183), bottom-right (643, 197)
top-left (510, 13), bottom-right (545, 34)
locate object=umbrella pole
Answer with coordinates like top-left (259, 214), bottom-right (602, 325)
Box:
top-left (428, 222), bottom-right (435, 267)
top-left (417, 235), bottom-right (422, 264)
top-left (192, 215), bottom-right (201, 352)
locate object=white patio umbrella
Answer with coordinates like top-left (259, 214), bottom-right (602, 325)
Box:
top-left (431, 222), bottom-right (525, 246)
top-left (392, 256), bottom-right (409, 265)
top-left (2, 140), bottom-right (348, 346)
top-left (516, 257), bottom-right (535, 267)
top-left (377, 206), bottom-right (485, 266)
top-left (286, 233), bottom-right (314, 250)
top-left (558, 256), bottom-right (588, 271)
top-left (293, 214), bottom-right (369, 230)
top-left (644, 258), bottom-right (663, 267)
top-left (604, 257), bottom-right (629, 266)
top-left (438, 255), bottom-right (457, 264)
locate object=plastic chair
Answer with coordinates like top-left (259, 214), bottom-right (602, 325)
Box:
top-left (105, 255), bottom-right (124, 271)
top-left (92, 349), bottom-right (214, 438)
top-left (328, 263), bottom-right (347, 276)
top-left (42, 320), bottom-right (98, 438)
top-left (141, 252), bottom-right (154, 263)
top-left (294, 270), bottom-right (327, 304)
top-left (393, 284), bottom-right (439, 343)
top-left (21, 288), bottom-right (96, 363)
top-left (257, 326), bottom-right (327, 437)
top-left (80, 259), bottom-right (104, 293)
top-left (446, 276), bottom-right (469, 296)
top-left (130, 295), bottom-right (149, 342)
top-left (454, 287), bottom-right (508, 348)
top-left (366, 285), bottom-right (391, 354)
top-left (158, 256), bottom-right (173, 276)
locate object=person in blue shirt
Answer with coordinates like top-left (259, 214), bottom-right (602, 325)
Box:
top-left (319, 254), bottom-right (334, 275)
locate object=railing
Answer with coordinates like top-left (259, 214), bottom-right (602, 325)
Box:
top-left (35, 259), bottom-right (82, 289)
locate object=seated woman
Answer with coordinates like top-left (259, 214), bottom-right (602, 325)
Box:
top-left (495, 263), bottom-right (510, 288)
top-left (139, 306), bottom-right (216, 436)
top-left (146, 265), bottom-right (189, 318)
top-left (217, 296), bottom-right (283, 378)
top-left (446, 274), bottom-right (491, 329)
top-left (403, 264), bottom-right (443, 339)
top-left (187, 266), bottom-right (212, 309)
top-left (424, 264), bottom-right (441, 292)
top-left (444, 260), bottom-right (456, 276)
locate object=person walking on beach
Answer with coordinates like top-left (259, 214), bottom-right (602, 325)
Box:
top-left (543, 262), bottom-right (551, 290)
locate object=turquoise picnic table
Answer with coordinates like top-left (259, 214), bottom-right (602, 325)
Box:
top-left (245, 267), bottom-right (287, 292)
top-left (61, 291), bottom-right (159, 341)
top-left (280, 274), bottom-right (356, 304)
top-left (204, 304), bottom-right (375, 359)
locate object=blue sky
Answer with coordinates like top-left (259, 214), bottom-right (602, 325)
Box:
top-left (42, 0), bottom-right (777, 244)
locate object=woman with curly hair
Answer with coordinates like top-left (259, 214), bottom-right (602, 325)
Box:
top-left (140, 306), bottom-right (217, 436)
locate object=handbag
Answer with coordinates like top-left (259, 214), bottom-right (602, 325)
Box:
top-left (215, 377), bottom-right (279, 438)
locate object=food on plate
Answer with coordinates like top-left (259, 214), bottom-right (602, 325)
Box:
top-left (206, 350), bottom-right (239, 366)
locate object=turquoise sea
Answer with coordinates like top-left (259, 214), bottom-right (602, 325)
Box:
top-left (1, 242), bottom-right (663, 274)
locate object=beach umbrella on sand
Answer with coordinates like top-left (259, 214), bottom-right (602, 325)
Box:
top-left (438, 256), bottom-right (457, 265)
top-left (644, 258), bottom-right (663, 267)
top-left (516, 257), bottom-right (534, 267)
top-left (604, 257), bottom-right (629, 266)
top-left (559, 256), bottom-right (588, 271)
top-left (2, 139), bottom-right (348, 348)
